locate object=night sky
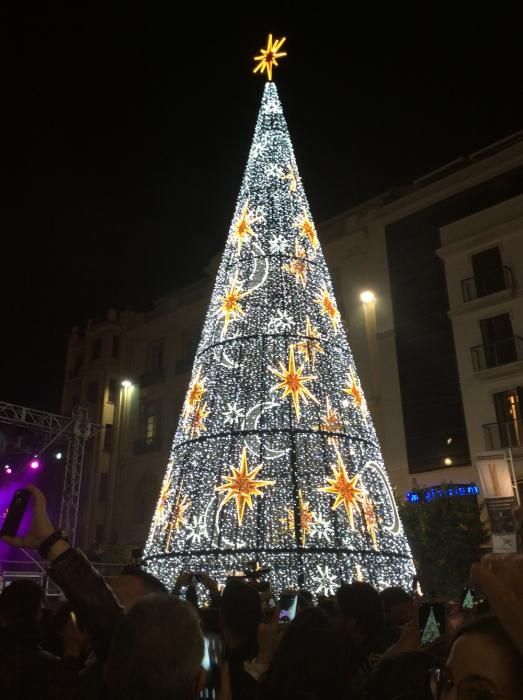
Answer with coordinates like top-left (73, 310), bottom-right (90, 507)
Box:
top-left (5, 6), bottom-right (523, 413)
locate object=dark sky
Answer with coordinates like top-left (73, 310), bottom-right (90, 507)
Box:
top-left (4, 6), bottom-right (523, 413)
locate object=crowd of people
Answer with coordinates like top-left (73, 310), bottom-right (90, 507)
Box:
top-left (0, 484), bottom-right (522, 700)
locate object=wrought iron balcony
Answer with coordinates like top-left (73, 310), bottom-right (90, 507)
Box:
top-left (133, 435), bottom-right (162, 455)
top-left (471, 335), bottom-right (523, 372)
top-left (461, 266), bottom-right (513, 303)
top-left (139, 366), bottom-right (165, 387)
top-left (483, 419), bottom-right (523, 450)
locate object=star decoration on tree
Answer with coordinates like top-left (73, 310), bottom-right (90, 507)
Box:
top-left (312, 563), bottom-right (337, 597)
top-left (218, 272), bottom-right (249, 337)
top-left (315, 286), bottom-right (341, 334)
top-left (232, 201), bottom-right (258, 254)
top-left (296, 212), bottom-right (319, 250)
top-left (342, 367), bottom-right (368, 422)
top-left (280, 490), bottom-right (317, 545)
top-left (253, 34), bottom-right (287, 81)
top-left (182, 366), bottom-right (207, 420)
top-left (319, 452), bottom-right (366, 529)
top-left (151, 472), bottom-right (173, 538)
top-left (186, 402), bottom-right (210, 438)
top-left (215, 446), bottom-right (275, 525)
top-left (362, 495), bottom-right (379, 550)
top-left (282, 240), bottom-right (308, 287)
top-left (294, 317), bottom-right (324, 370)
top-left (165, 485), bottom-right (191, 550)
top-left (269, 345), bottom-right (319, 420)
top-left (315, 398), bottom-right (344, 444)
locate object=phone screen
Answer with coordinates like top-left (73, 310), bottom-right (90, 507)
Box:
top-left (200, 634), bottom-right (222, 700)
top-left (0, 489), bottom-right (30, 538)
top-left (460, 587), bottom-right (475, 610)
top-left (419, 602), bottom-right (445, 646)
top-left (279, 593), bottom-right (298, 623)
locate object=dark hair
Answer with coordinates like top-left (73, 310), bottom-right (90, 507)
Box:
top-left (108, 593), bottom-right (203, 700)
top-left (0, 579), bottom-right (43, 624)
top-left (119, 565), bottom-right (168, 594)
top-left (379, 587), bottom-right (412, 613)
top-left (365, 651), bottom-right (434, 700)
top-left (259, 607), bottom-right (349, 700)
top-left (220, 580), bottom-right (261, 643)
top-left (336, 582), bottom-right (384, 638)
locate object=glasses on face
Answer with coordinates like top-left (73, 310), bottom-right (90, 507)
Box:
top-left (430, 668), bottom-right (509, 700)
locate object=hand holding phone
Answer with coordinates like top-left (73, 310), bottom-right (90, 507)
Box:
top-left (419, 601), bottom-right (445, 646)
top-left (279, 593), bottom-right (298, 624)
top-left (0, 489), bottom-right (31, 538)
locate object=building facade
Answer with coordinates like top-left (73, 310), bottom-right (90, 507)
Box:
top-left (62, 133), bottom-right (523, 549)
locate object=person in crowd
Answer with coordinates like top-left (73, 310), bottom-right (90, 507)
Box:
top-left (336, 582), bottom-right (391, 698)
top-left (0, 578), bottom-right (83, 699)
top-left (316, 595), bottom-right (339, 620)
top-left (257, 606), bottom-right (351, 700)
top-left (380, 586), bottom-right (416, 627)
top-left (111, 563), bottom-right (168, 609)
top-left (432, 614), bottom-right (523, 700)
top-left (365, 651), bottom-right (434, 700)
top-left (220, 579), bottom-right (261, 699)
top-left (1, 485), bottom-right (205, 700)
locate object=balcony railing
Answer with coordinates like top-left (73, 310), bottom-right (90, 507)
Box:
top-left (471, 335), bottom-right (523, 372)
top-left (483, 419), bottom-right (523, 450)
top-left (461, 266), bottom-right (514, 303)
top-left (133, 435), bottom-right (162, 455)
top-left (139, 367), bottom-right (165, 387)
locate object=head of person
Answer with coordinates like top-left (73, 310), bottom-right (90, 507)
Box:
top-left (111, 565), bottom-right (168, 609)
top-left (0, 579), bottom-right (43, 627)
top-left (107, 593), bottom-right (204, 700)
top-left (380, 587), bottom-right (415, 627)
top-left (336, 582), bottom-right (384, 645)
top-left (260, 606), bottom-right (349, 700)
top-left (438, 615), bottom-right (523, 700)
top-left (366, 651), bottom-right (434, 700)
top-left (220, 580), bottom-right (261, 651)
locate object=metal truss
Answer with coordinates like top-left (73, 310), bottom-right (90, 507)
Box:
top-left (0, 401), bottom-right (101, 545)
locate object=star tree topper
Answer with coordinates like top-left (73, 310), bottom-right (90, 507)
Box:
top-left (253, 34), bottom-right (287, 81)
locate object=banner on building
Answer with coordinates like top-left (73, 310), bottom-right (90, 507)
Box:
top-left (475, 451), bottom-right (514, 499)
top-left (485, 497), bottom-right (517, 554)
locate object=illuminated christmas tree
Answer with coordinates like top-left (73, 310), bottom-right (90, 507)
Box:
top-left (144, 37), bottom-right (415, 594)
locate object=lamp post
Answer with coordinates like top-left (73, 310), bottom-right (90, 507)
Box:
top-left (360, 291), bottom-right (379, 401)
top-left (107, 379), bottom-right (134, 544)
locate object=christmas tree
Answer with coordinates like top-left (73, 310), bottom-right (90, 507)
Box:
top-left (144, 37), bottom-right (415, 594)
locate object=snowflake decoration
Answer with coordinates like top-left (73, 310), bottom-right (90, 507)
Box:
top-left (266, 163), bottom-right (284, 178)
top-left (268, 309), bottom-right (295, 333)
top-left (223, 402), bottom-right (245, 426)
top-left (309, 513), bottom-right (333, 544)
top-left (263, 95), bottom-right (283, 114)
top-left (312, 564), bottom-right (337, 597)
top-left (251, 134), bottom-right (270, 158)
top-left (186, 514), bottom-right (209, 545)
top-left (269, 234), bottom-right (288, 254)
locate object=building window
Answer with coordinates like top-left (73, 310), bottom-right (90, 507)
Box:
top-left (143, 402), bottom-right (160, 445)
top-left (91, 338), bottom-right (102, 361)
top-left (103, 424), bottom-right (113, 451)
top-left (108, 378), bottom-right (117, 404)
top-left (112, 336), bottom-right (120, 359)
top-left (95, 524), bottom-right (105, 545)
top-left (493, 388), bottom-right (523, 448)
top-left (99, 473), bottom-right (109, 502)
top-left (471, 247), bottom-right (505, 297)
top-left (149, 342), bottom-right (164, 370)
top-left (479, 313), bottom-right (517, 368)
top-left (70, 353), bottom-right (84, 379)
top-left (86, 381), bottom-right (98, 404)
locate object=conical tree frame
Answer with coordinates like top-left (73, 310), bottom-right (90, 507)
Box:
top-left (144, 82), bottom-right (415, 595)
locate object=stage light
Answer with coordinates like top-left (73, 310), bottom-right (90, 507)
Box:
top-left (55, 452), bottom-right (62, 460)
top-left (4, 465), bottom-right (12, 475)
top-left (360, 290), bottom-right (376, 304)
top-left (30, 459), bottom-right (40, 470)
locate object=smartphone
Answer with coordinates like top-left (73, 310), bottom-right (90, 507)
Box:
top-left (279, 593), bottom-right (298, 624)
top-left (200, 633), bottom-right (223, 699)
top-left (0, 489), bottom-right (31, 538)
top-left (460, 587), bottom-right (475, 610)
top-left (419, 602), bottom-right (445, 646)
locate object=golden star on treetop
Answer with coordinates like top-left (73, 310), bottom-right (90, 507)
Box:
top-left (269, 345), bottom-right (319, 420)
top-left (218, 271), bottom-right (249, 338)
top-left (342, 367), bottom-right (368, 422)
top-left (294, 316), bottom-right (324, 370)
top-left (233, 201), bottom-right (258, 254)
top-left (315, 286), bottom-right (341, 334)
top-left (282, 240), bottom-right (308, 287)
top-left (319, 452), bottom-right (366, 529)
top-left (215, 447), bottom-right (275, 525)
top-left (253, 34), bottom-right (287, 81)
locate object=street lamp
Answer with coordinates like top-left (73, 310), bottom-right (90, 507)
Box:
top-left (360, 290), bottom-right (376, 304)
top-left (121, 379), bottom-right (133, 388)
